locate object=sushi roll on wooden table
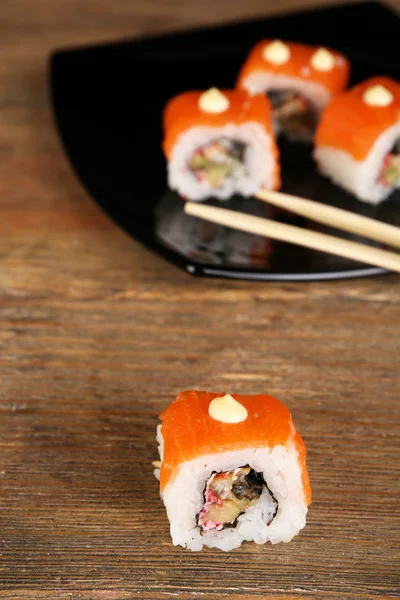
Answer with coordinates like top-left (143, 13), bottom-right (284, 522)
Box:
top-left (162, 88), bottom-right (280, 201)
top-left (237, 40), bottom-right (349, 142)
top-left (314, 76), bottom-right (400, 204)
top-left (154, 390), bottom-right (311, 551)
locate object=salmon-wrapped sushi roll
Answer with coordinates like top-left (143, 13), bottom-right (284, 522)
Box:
top-left (162, 88), bottom-right (280, 201)
top-left (154, 390), bottom-right (311, 551)
top-left (237, 40), bottom-right (349, 142)
top-left (314, 77), bottom-right (400, 204)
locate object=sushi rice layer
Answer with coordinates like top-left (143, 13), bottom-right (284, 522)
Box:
top-left (155, 425), bottom-right (308, 552)
top-left (314, 120), bottom-right (400, 204)
top-left (167, 122), bottom-right (277, 201)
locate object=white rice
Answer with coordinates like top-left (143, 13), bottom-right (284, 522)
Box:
top-left (241, 72), bottom-right (331, 111)
top-left (167, 122), bottom-right (276, 201)
top-left (155, 426), bottom-right (308, 552)
top-left (241, 72), bottom-right (331, 143)
top-left (314, 120), bottom-right (400, 204)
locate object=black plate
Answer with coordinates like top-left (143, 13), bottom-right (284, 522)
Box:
top-left (50, 1), bottom-right (400, 281)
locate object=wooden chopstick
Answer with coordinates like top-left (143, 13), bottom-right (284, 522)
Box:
top-left (184, 202), bottom-right (400, 273)
top-left (256, 189), bottom-right (400, 250)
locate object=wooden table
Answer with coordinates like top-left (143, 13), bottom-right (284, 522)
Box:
top-left (1, 1), bottom-right (399, 598)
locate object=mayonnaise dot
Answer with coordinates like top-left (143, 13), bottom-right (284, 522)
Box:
top-left (208, 394), bottom-right (248, 423)
top-left (310, 48), bottom-right (335, 71)
top-left (363, 84), bottom-right (394, 107)
top-left (262, 40), bottom-right (291, 65)
top-left (198, 87), bottom-right (230, 113)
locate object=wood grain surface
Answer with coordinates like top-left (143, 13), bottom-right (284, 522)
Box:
top-left (1, 1), bottom-right (400, 598)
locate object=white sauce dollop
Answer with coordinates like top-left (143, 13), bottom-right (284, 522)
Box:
top-left (208, 394), bottom-right (248, 423)
top-left (262, 40), bottom-right (291, 65)
top-left (363, 84), bottom-right (394, 107)
top-left (310, 48), bottom-right (335, 72)
top-left (198, 88), bottom-right (230, 113)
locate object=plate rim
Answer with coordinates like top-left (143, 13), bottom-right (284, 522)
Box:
top-left (49, 0), bottom-right (397, 282)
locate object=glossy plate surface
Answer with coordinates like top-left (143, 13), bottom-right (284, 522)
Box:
top-left (50, 1), bottom-right (400, 280)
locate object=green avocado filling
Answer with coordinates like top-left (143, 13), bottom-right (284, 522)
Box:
top-left (379, 153), bottom-right (400, 187)
top-left (189, 138), bottom-right (245, 188)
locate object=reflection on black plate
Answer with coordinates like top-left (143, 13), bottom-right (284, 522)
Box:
top-left (50, 1), bottom-right (400, 281)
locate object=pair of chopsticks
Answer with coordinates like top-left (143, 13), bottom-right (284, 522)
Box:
top-left (184, 189), bottom-right (400, 272)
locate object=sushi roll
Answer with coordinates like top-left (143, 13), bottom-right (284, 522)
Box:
top-left (314, 76), bottom-right (400, 204)
top-left (237, 40), bottom-right (350, 142)
top-left (154, 390), bottom-right (311, 551)
top-left (162, 87), bottom-right (280, 201)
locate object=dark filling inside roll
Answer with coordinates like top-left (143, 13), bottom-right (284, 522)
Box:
top-left (197, 465), bottom-right (278, 532)
top-left (267, 89), bottom-right (316, 136)
top-left (188, 138), bottom-right (245, 188)
top-left (378, 142), bottom-right (400, 187)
